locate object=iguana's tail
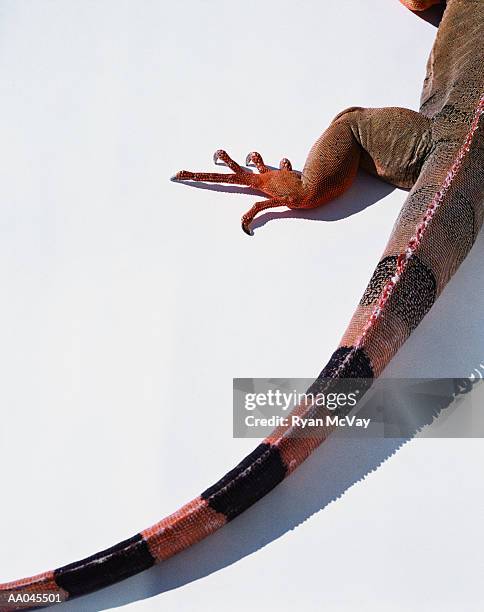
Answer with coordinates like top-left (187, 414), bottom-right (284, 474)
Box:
top-left (1, 95), bottom-right (482, 611)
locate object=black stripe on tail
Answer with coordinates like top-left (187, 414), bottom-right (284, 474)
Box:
top-left (54, 534), bottom-right (155, 597)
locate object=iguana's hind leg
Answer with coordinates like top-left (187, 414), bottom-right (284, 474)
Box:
top-left (301, 106), bottom-right (433, 200)
top-left (174, 107), bottom-right (432, 234)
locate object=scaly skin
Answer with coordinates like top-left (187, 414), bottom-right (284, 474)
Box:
top-left (175, 105), bottom-right (435, 235)
top-left (1, 0), bottom-right (483, 609)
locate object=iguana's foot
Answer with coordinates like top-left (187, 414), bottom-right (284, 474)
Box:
top-left (173, 149), bottom-right (305, 234)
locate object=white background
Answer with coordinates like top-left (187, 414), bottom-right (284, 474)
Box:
top-left (1, 1), bottom-right (483, 611)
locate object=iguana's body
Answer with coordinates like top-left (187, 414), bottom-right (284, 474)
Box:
top-left (1, 1), bottom-right (483, 609)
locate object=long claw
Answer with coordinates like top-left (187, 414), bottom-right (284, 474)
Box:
top-left (213, 149), bottom-right (223, 165)
top-left (241, 221), bottom-right (254, 236)
top-left (211, 149), bottom-right (245, 173)
top-left (245, 153), bottom-right (253, 166)
top-left (173, 170), bottom-right (193, 181)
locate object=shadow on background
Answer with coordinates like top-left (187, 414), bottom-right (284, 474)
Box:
top-left (173, 169), bottom-right (397, 229)
top-left (412, 3), bottom-right (446, 27)
top-left (251, 171), bottom-right (397, 229)
top-left (61, 221), bottom-right (484, 610)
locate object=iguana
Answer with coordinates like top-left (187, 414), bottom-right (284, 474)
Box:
top-left (1, 0), bottom-right (483, 609)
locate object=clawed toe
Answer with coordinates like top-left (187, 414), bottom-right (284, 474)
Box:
top-left (240, 197), bottom-right (290, 236)
top-left (279, 158), bottom-right (292, 171)
top-left (241, 220), bottom-right (254, 236)
top-left (172, 150), bottom-right (253, 185)
top-left (212, 149), bottom-right (245, 173)
top-left (173, 170), bottom-right (193, 181)
top-left (245, 151), bottom-right (268, 173)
